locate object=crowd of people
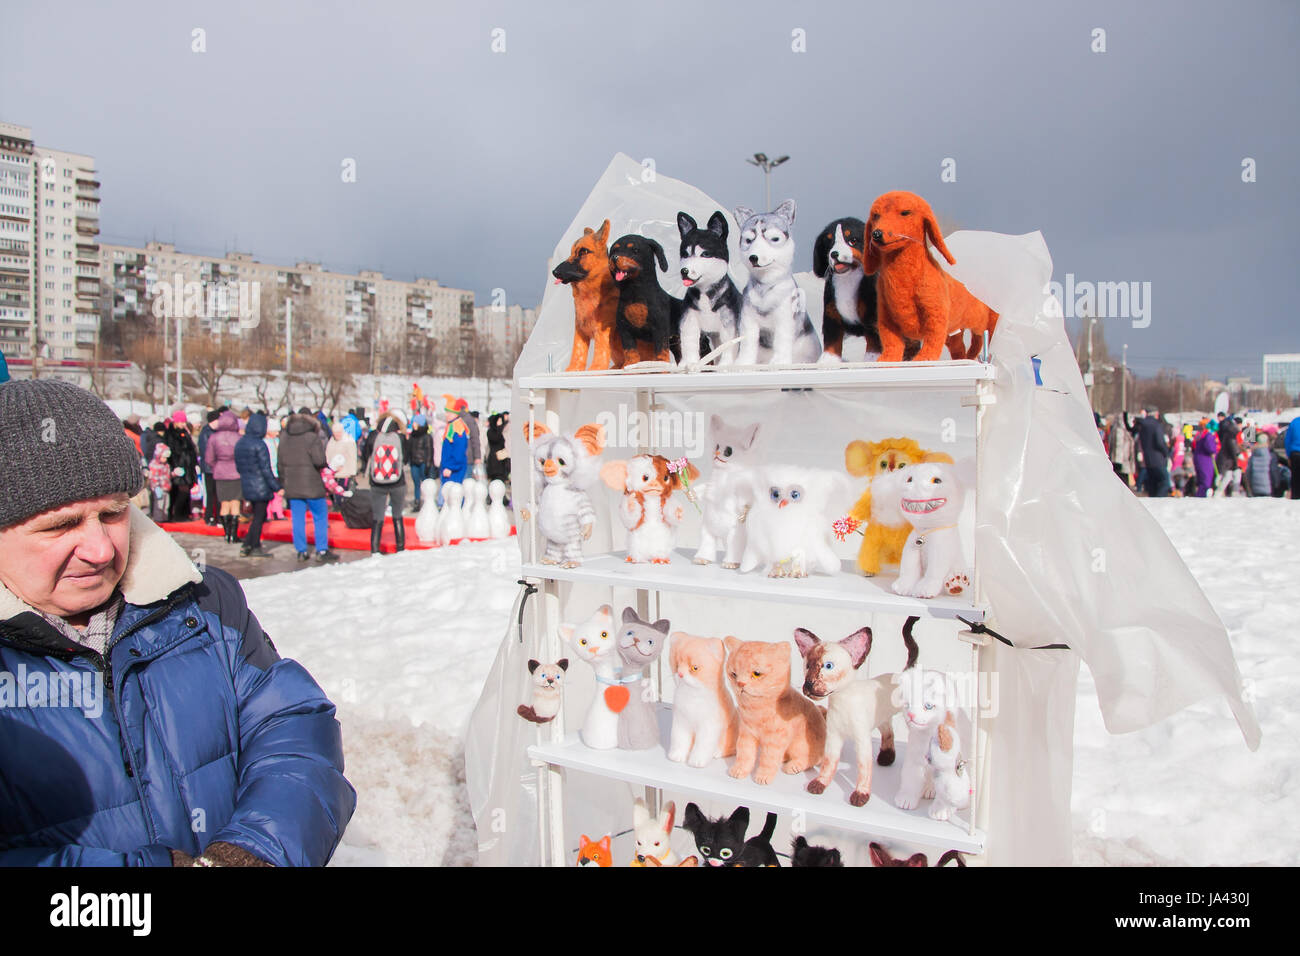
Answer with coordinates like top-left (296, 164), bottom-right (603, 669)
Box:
top-left (119, 393), bottom-right (512, 558)
top-left (1101, 408), bottom-right (1299, 499)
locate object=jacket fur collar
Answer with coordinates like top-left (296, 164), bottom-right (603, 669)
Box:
top-left (0, 505), bottom-right (202, 623)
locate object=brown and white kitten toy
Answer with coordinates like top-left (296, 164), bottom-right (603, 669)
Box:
top-left (724, 637), bottom-right (826, 785)
top-left (894, 667), bottom-right (953, 810)
top-left (925, 711), bottom-right (971, 821)
top-left (516, 658), bottom-right (569, 724)
top-left (793, 625), bottom-right (900, 807)
top-left (667, 632), bottom-right (739, 767)
top-left (629, 798), bottom-right (678, 867)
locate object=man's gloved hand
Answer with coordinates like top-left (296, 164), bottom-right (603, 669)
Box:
top-left (170, 841), bottom-right (273, 867)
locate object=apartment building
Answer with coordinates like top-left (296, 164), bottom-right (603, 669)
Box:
top-left (101, 241), bottom-right (474, 370)
top-left (32, 145), bottom-right (102, 362)
top-left (472, 303), bottom-right (537, 358)
top-left (0, 122), bottom-right (34, 360)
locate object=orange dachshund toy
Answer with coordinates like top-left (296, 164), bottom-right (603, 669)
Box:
top-left (553, 219), bottom-right (623, 371)
top-left (863, 191), bottom-right (998, 361)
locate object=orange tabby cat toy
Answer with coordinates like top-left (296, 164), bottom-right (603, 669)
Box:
top-left (576, 834), bottom-right (613, 867)
top-left (724, 637), bottom-right (826, 785)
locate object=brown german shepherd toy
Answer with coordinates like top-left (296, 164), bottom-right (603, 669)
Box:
top-left (553, 219), bottom-right (623, 371)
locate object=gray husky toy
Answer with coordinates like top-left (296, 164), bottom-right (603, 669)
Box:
top-left (615, 607), bottom-right (670, 750)
top-left (734, 200), bottom-right (822, 365)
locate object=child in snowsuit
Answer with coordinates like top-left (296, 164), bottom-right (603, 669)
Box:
top-left (148, 444), bottom-right (174, 522)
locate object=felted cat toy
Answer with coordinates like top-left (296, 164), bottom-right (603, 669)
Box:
top-left (521, 421), bottom-right (606, 568)
top-left (667, 632), bottom-right (739, 767)
top-left (629, 798), bottom-right (678, 867)
top-left (682, 803), bottom-right (780, 867)
top-left (600, 454), bottom-right (699, 564)
top-left (869, 843), bottom-right (966, 867)
top-left (894, 667), bottom-right (957, 811)
top-left (692, 416), bottom-right (761, 569)
top-left (790, 836), bottom-right (844, 867)
top-left (793, 625), bottom-right (902, 807)
top-left (891, 460), bottom-right (971, 599)
top-left (516, 658), bottom-right (569, 724)
top-left (614, 607), bottom-right (670, 750)
top-left (560, 604), bottom-right (627, 751)
top-left (724, 636), bottom-right (826, 785)
top-left (844, 437), bottom-right (953, 577)
top-left (740, 464), bottom-right (852, 578)
top-left (925, 710), bottom-right (971, 822)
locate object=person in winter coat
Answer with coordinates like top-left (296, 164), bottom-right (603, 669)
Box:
top-left (0, 380), bottom-right (356, 866)
top-left (162, 412), bottom-right (199, 522)
top-left (486, 411), bottom-right (511, 484)
top-left (277, 411), bottom-right (338, 562)
top-left (122, 414), bottom-right (143, 455)
top-left (1244, 436), bottom-right (1275, 497)
top-left (204, 409), bottom-right (244, 543)
top-left (1192, 425), bottom-right (1218, 498)
top-left (439, 395), bottom-right (478, 486)
top-left (147, 443), bottom-right (174, 521)
top-left (1214, 413), bottom-right (1241, 496)
top-left (325, 422), bottom-right (359, 508)
top-left (234, 412), bottom-right (280, 558)
top-left (1107, 414), bottom-right (1135, 488)
top-left (408, 414), bottom-right (435, 510)
top-left (141, 421), bottom-right (162, 466)
top-left (197, 409), bottom-right (221, 526)
top-left (1286, 419), bottom-right (1300, 500)
top-left (361, 411), bottom-right (409, 554)
top-left (1128, 408), bottom-right (1171, 498)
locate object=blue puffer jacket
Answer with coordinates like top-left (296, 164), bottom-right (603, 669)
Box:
top-left (0, 509), bottom-right (355, 866)
top-left (235, 413), bottom-right (280, 502)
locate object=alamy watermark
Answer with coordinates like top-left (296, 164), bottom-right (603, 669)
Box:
top-left (0, 665), bottom-right (103, 718)
top-left (151, 274), bottom-right (261, 328)
top-left (594, 405), bottom-right (707, 457)
top-left (1044, 273), bottom-right (1151, 329)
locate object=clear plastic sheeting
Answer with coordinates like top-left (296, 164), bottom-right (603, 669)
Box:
top-left (465, 154), bottom-right (1259, 867)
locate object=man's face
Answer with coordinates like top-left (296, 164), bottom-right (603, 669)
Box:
top-left (0, 494), bottom-right (131, 620)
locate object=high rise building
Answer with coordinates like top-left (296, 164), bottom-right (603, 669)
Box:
top-left (0, 122), bottom-right (34, 361)
top-left (32, 144), bottom-right (101, 363)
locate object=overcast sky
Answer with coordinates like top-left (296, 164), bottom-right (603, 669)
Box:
top-left (5, 0), bottom-right (1296, 377)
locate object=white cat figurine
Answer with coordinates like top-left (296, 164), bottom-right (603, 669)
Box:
top-left (925, 711), bottom-right (971, 821)
top-left (560, 605), bottom-right (624, 751)
top-left (894, 667), bottom-right (952, 811)
top-left (892, 461), bottom-right (969, 599)
top-left (693, 416), bottom-right (760, 569)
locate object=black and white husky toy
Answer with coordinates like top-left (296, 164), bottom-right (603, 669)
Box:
top-left (733, 200), bottom-right (822, 365)
top-left (676, 211), bottom-right (743, 366)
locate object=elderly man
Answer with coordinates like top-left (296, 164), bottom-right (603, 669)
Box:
top-left (0, 380), bottom-right (355, 866)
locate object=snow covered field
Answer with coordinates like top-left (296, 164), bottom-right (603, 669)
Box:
top-left (241, 497), bottom-right (1299, 866)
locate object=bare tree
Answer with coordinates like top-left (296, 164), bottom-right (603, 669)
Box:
top-left (298, 345), bottom-right (356, 416)
top-left (186, 329), bottom-right (241, 406)
top-left (127, 331), bottom-right (167, 409)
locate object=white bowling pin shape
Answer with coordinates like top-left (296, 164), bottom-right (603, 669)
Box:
top-left (487, 479), bottom-right (511, 539)
top-left (467, 478), bottom-right (491, 539)
top-left (414, 478), bottom-right (440, 542)
top-left (440, 482), bottom-right (466, 544)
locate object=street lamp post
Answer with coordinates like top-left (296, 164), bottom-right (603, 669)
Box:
top-left (746, 153), bottom-right (789, 210)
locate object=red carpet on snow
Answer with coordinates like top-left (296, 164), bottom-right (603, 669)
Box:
top-left (158, 511), bottom-right (515, 554)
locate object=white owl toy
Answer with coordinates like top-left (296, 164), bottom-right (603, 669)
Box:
top-left (739, 465), bottom-right (853, 578)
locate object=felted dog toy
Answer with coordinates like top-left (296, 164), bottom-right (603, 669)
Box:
top-left (609, 234), bottom-right (679, 365)
top-left (553, 219), bottom-right (623, 371)
top-left (733, 201), bottom-right (822, 365)
top-left (890, 460), bottom-right (970, 599)
top-left (863, 191), bottom-right (998, 361)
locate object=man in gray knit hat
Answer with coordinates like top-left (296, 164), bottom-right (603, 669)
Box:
top-left (0, 380), bottom-right (355, 866)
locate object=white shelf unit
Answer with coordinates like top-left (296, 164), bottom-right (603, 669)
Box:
top-left (521, 361), bottom-right (997, 866)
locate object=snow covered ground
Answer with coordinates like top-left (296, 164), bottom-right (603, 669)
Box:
top-left (240, 496), bottom-right (1299, 866)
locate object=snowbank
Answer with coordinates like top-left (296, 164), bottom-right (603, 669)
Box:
top-left (243, 497), bottom-right (1297, 866)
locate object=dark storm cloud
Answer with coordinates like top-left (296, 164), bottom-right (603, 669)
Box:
top-left (5, 0), bottom-right (1296, 377)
